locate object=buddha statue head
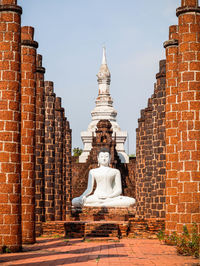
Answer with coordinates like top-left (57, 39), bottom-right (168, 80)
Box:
top-left (97, 148), bottom-right (111, 167)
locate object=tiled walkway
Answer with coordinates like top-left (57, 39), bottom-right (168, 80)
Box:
top-left (0, 237), bottom-right (199, 265)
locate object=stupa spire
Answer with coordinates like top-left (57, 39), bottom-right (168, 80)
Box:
top-left (102, 46), bottom-right (107, 65)
top-left (97, 46), bottom-right (111, 95)
top-left (79, 47), bottom-right (129, 164)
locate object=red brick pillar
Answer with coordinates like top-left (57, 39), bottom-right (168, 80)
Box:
top-left (0, 0), bottom-right (22, 252)
top-left (176, 0), bottom-right (200, 233)
top-left (143, 103), bottom-right (153, 219)
top-left (151, 60), bottom-right (166, 219)
top-left (164, 26), bottom-right (179, 234)
top-left (35, 54), bottom-right (45, 235)
top-left (135, 110), bottom-right (146, 217)
top-left (65, 120), bottom-right (72, 220)
top-left (62, 117), bottom-right (66, 220)
top-left (44, 81), bottom-right (55, 221)
top-left (21, 26), bottom-right (38, 244)
top-left (135, 61), bottom-right (166, 219)
top-left (55, 97), bottom-right (64, 221)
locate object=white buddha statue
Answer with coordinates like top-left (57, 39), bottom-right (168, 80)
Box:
top-left (72, 149), bottom-right (136, 208)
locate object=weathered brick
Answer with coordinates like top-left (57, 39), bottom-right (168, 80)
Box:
top-left (135, 60), bottom-right (166, 219)
top-left (35, 54), bottom-right (45, 234)
top-left (21, 26), bottom-right (37, 244)
top-left (44, 81), bottom-right (55, 222)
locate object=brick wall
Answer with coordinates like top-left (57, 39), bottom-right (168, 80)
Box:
top-left (136, 60), bottom-right (166, 219)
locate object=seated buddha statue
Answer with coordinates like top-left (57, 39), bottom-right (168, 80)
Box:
top-left (72, 148), bottom-right (136, 208)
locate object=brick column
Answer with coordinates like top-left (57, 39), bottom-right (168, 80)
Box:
top-left (21, 26), bottom-right (38, 244)
top-left (135, 60), bottom-right (166, 219)
top-left (0, 0), bottom-right (22, 252)
top-left (35, 54), bottom-right (45, 235)
top-left (62, 117), bottom-right (66, 220)
top-left (176, 0), bottom-right (200, 233)
top-left (164, 26), bottom-right (179, 234)
top-left (151, 60), bottom-right (166, 219)
top-left (65, 120), bottom-right (72, 220)
top-left (135, 110), bottom-right (146, 218)
top-left (55, 97), bottom-right (64, 221)
top-left (143, 103), bottom-right (153, 219)
top-left (44, 81), bottom-right (55, 221)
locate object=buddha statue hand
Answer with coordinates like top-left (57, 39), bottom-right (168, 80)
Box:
top-left (98, 194), bottom-right (108, 199)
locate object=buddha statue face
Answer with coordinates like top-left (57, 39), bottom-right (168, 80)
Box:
top-left (98, 151), bottom-right (110, 167)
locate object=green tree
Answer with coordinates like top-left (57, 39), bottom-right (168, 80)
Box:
top-left (129, 154), bottom-right (136, 158)
top-left (73, 147), bottom-right (83, 157)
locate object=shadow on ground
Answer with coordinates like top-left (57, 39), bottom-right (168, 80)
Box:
top-left (5, 254), bottom-right (127, 265)
top-left (0, 238), bottom-right (126, 265)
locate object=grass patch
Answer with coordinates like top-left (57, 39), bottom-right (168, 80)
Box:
top-left (95, 255), bottom-right (100, 263)
top-left (2, 246), bottom-right (11, 253)
top-left (157, 223), bottom-right (200, 258)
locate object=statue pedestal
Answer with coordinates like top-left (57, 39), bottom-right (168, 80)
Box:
top-left (71, 206), bottom-right (136, 221)
top-left (41, 218), bottom-right (165, 239)
top-left (63, 206), bottom-right (136, 239)
top-left (64, 220), bottom-right (130, 239)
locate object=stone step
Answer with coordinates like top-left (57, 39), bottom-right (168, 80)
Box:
top-left (42, 221), bottom-right (66, 236)
top-left (65, 221), bottom-right (129, 238)
top-left (83, 237), bottom-right (119, 242)
top-left (41, 218), bottom-right (165, 239)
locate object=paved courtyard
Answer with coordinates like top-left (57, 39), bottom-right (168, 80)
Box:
top-left (0, 237), bottom-right (199, 265)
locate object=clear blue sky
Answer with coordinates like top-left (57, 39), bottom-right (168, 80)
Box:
top-left (18, 0), bottom-right (180, 154)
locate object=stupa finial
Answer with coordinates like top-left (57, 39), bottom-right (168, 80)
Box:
top-left (97, 46), bottom-right (111, 88)
top-left (102, 46), bottom-right (107, 65)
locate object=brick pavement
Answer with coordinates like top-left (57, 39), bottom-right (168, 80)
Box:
top-left (0, 237), bottom-right (199, 265)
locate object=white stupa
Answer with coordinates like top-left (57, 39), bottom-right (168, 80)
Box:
top-left (79, 47), bottom-right (129, 163)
